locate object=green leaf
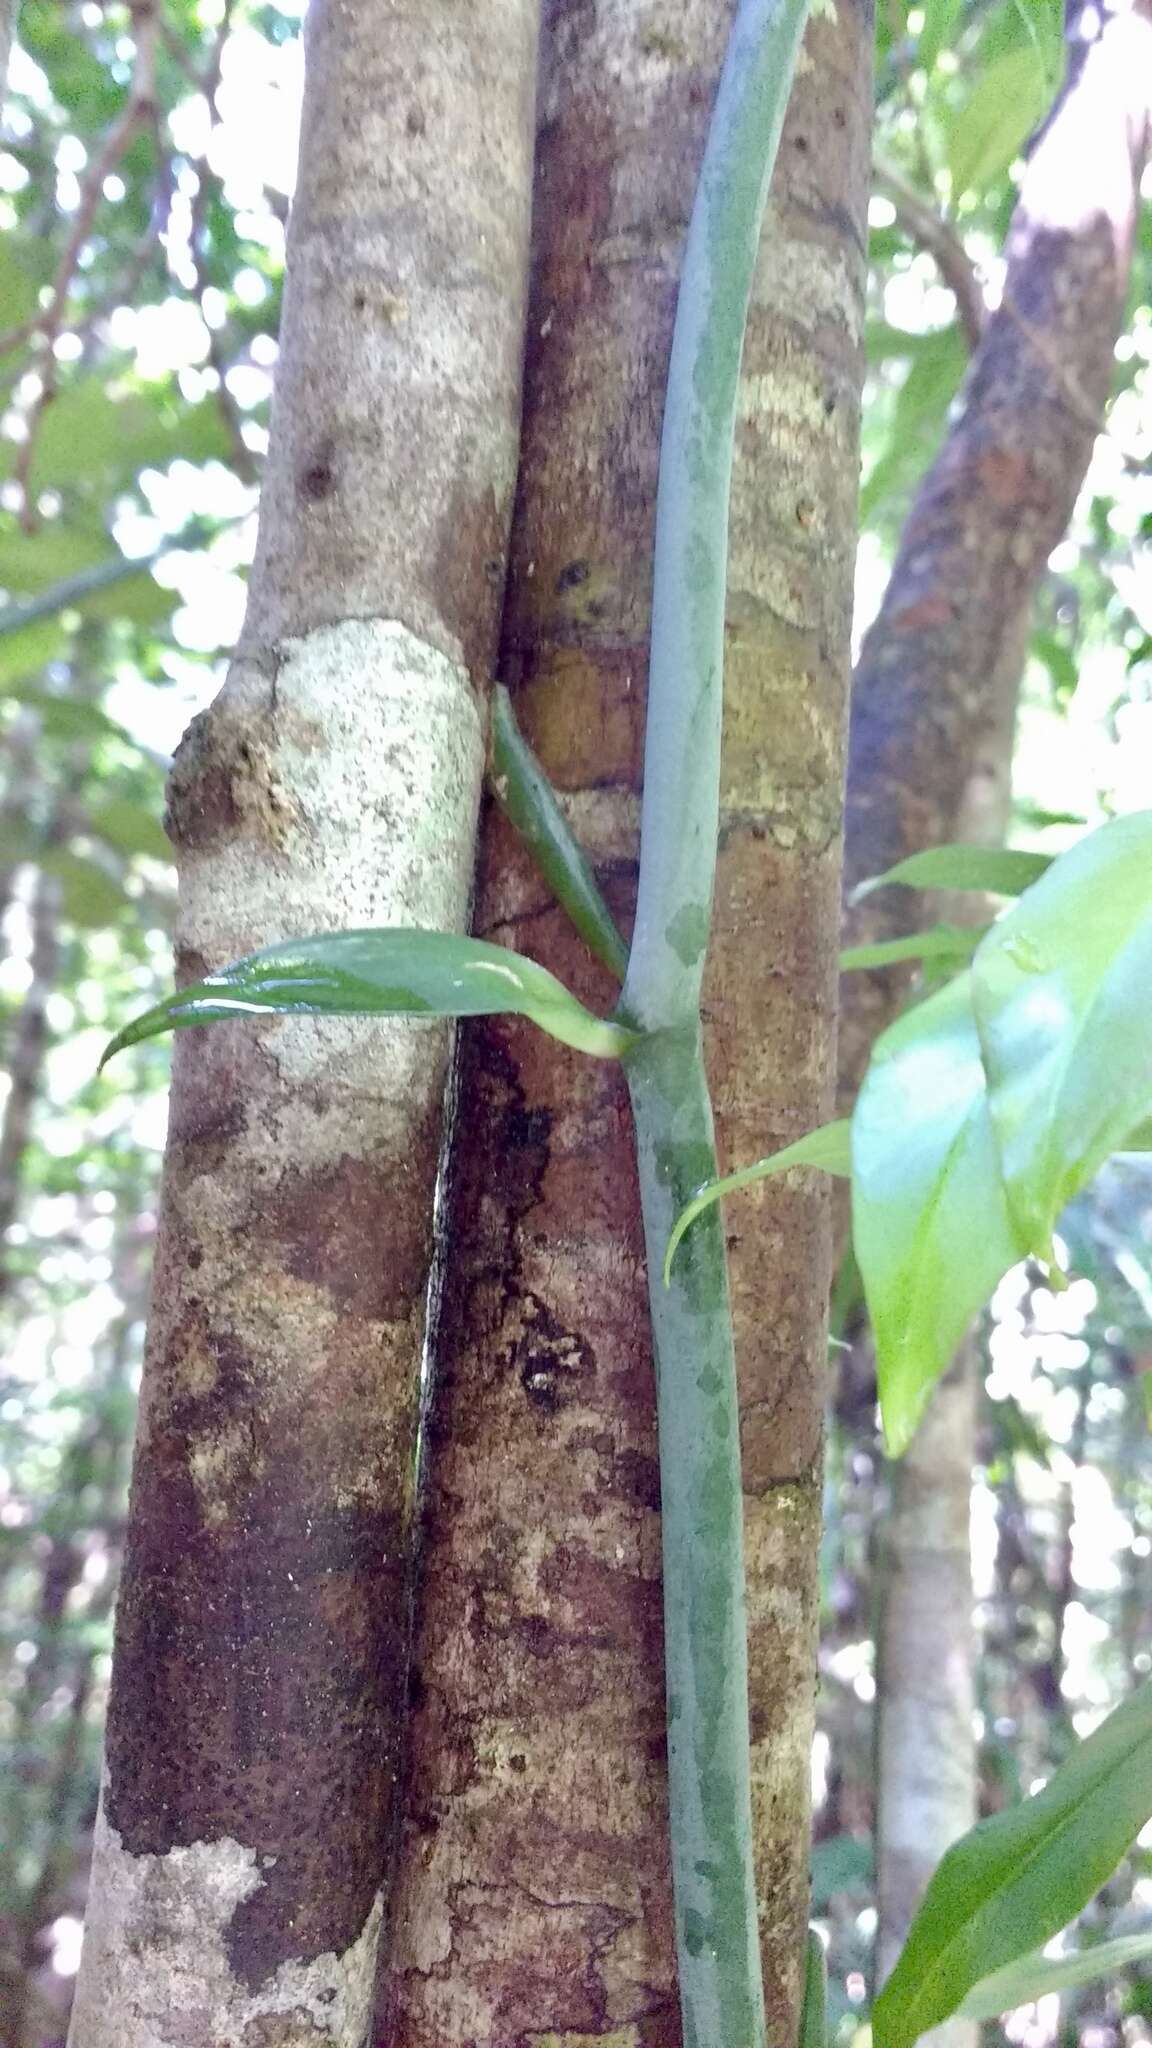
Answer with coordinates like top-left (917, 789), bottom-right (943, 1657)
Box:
top-left (0, 521), bottom-right (116, 597)
top-left (917, 0), bottom-right (963, 71)
top-left (87, 799), bottom-right (172, 864)
top-left (11, 378), bottom-right (234, 495)
top-left (490, 683), bottom-right (629, 982)
top-left (664, 1120), bottom-right (851, 1285)
top-left (0, 620), bottom-right (69, 685)
top-left (874, 1679), bottom-right (1152, 2048)
top-left (810, 1833), bottom-right (874, 1909)
top-left (40, 850), bottom-right (128, 929)
top-left (101, 928), bottom-right (638, 1070)
top-left (840, 923), bottom-right (986, 972)
top-left (860, 326), bottom-right (968, 524)
top-left (972, 811), bottom-right (1152, 1264)
top-left (800, 1930), bottom-right (828, 2048)
top-left (0, 243), bottom-right (51, 330)
top-left (852, 973), bottom-right (1023, 1456)
top-left (850, 844), bottom-right (1052, 905)
top-left (1, 685), bottom-right (130, 743)
top-left (947, 45), bottom-right (1052, 203)
top-left (959, 1930), bottom-right (1152, 2021)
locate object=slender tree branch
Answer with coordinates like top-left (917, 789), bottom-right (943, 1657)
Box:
top-left (0, 552), bottom-right (161, 637)
top-left (873, 156), bottom-right (987, 348)
top-left (13, 0), bottom-right (159, 524)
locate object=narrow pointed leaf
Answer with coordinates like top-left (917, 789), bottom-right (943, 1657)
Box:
top-left (800, 1929), bottom-right (828, 2048)
top-left (100, 928), bottom-right (637, 1070)
top-left (849, 845), bottom-right (1051, 906)
top-left (852, 973), bottom-right (1023, 1456)
top-left (490, 683), bottom-right (630, 982)
top-left (840, 923), bottom-right (986, 972)
top-left (972, 811), bottom-right (1152, 1263)
top-left (664, 1120), bottom-right (851, 1285)
top-left (874, 1678), bottom-right (1152, 2048)
top-left (959, 1930), bottom-right (1152, 2021)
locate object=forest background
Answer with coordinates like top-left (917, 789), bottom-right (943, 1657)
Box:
top-left (1, 1), bottom-right (1152, 2045)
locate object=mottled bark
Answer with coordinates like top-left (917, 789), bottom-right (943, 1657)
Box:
top-left (69, 6), bottom-right (538, 2046)
top-left (381, 6), bottom-right (870, 2045)
top-left (874, 1348), bottom-right (977, 2048)
top-left (706, 0), bottom-right (871, 2025)
top-left (841, 0), bottom-right (1152, 1088)
top-left (0, 866), bottom-right (59, 1295)
top-left (381, 11), bottom-right (702, 2039)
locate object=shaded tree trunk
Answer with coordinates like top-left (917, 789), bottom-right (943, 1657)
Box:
top-left (68, 5), bottom-right (538, 2043)
top-left (874, 1346), bottom-right (977, 2048)
top-left (381, 5), bottom-right (870, 2044)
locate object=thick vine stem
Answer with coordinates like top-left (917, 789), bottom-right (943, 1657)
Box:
top-left (619, 0), bottom-right (811, 2035)
top-left (624, 1025), bottom-right (764, 2048)
top-left (621, 0), bottom-right (811, 1034)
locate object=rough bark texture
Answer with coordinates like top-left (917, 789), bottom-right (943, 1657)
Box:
top-left (381, 11), bottom-right (703, 2039)
top-left (875, 1348), bottom-right (977, 2048)
top-left (706, 0), bottom-right (871, 2021)
top-left (380, 5), bottom-right (870, 2045)
top-left (840, 0), bottom-right (1152, 1091)
top-left (69, 6), bottom-right (538, 2045)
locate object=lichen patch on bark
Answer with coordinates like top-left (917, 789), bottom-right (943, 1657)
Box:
top-left (69, 1795), bottom-right (383, 2048)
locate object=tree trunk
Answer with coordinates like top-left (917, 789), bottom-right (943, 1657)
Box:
top-left (68, 6), bottom-right (538, 2044)
top-left (708, 0), bottom-right (871, 2022)
top-left (874, 1346), bottom-right (977, 2048)
top-left (381, 6), bottom-right (870, 2044)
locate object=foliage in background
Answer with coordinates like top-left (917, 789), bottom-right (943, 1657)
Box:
top-left (1, 0), bottom-right (1152, 2044)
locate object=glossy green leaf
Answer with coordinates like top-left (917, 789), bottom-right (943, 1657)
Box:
top-left (947, 45), bottom-right (1051, 203)
top-left (852, 973), bottom-right (1023, 1456)
top-left (87, 799), bottom-right (173, 865)
top-left (664, 1120), bottom-right (851, 1284)
top-left (490, 683), bottom-right (629, 982)
top-left (800, 1930), bottom-right (828, 2048)
top-left (850, 844), bottom-right (1051, 905)
top-left (959, 1930), bottom-right (1152, 2021)
top-left (101, 928), bottom-right (638, 1070)
top-left (972, 811), bottom-right (1152, 1264)
top-left (874, 1679), bottom-right (1152, 2048)
top-left (840, 923), bottom-right (985, 973)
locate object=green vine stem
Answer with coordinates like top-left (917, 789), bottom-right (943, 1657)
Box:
top-left (621, 0), bottom-right (810, 1035)
top-left (620, 0), bottom-right (810, 2040)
